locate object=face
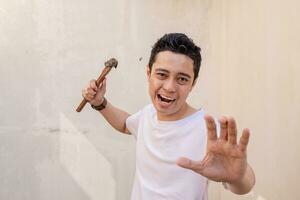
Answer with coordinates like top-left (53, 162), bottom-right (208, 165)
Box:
top-left (147, 51), bottom-right (196, 121)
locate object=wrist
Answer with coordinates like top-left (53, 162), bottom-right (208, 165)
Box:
top-left (93, 97), bottom-right (105, 107)
top-left (91, 97), bottom-right (107, 111)
top-left (225, 165), bottom-right (255, 195)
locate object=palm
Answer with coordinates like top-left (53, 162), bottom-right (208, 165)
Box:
top-left (177, 115), bottom-right (250, 184)
top-left (199, 138), bottom-right (247, 183)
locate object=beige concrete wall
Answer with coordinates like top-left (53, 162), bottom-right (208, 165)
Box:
top-left (206, 1), bottom-right (300, 200)
top-left (0, 0), bottom-right (299, 199)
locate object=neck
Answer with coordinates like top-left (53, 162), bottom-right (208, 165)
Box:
top-left (157, 103), bottom-right (197, 121)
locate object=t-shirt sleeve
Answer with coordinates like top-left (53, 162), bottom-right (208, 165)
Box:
top-left (126, 110), bottom-right (142, 138)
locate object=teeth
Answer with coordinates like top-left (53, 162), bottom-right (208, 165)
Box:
top-left (160, 94), bottom-right (175, 101)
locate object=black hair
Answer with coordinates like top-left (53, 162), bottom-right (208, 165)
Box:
top-left (148, 33), bottom-right (202, 82)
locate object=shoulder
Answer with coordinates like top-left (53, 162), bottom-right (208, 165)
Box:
top-left (128, 104), bottom-right (155, 121)
top-left (139, 104), bottom-right (156, 116)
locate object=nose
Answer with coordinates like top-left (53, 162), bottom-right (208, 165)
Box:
top-left (162, 78), bottom-right (176, 92)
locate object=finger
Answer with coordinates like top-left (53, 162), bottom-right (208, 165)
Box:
top-left (83, 94), bottom-right (92, 101)
top-left (89, 79), bottom-right (98, 91)
top-left (87, 88), bottom-right (96, 95)
top-left (219, 116), bottom-right (228, 140)
top-left (176, 157), bottom-right (204, 171)
top-left (227, 117), bottom-right (237, 145)
top-left (205, 114), bottom-right (217, 141)
top-left (84, 92), bottom-right (94, 101)
top-left (87, 93), bottom-right (95, 100)
top-left (239, 128), bottom-right (250, 152)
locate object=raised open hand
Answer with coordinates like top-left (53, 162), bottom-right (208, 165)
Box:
top-left (177, 114), bottom-right (250, 185)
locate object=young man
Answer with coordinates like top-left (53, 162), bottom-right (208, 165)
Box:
top-left (82, 33), bottom-right (255, 200)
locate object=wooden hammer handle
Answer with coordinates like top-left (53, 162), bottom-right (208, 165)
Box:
top-left (76, 67), bottom-right (112, 112)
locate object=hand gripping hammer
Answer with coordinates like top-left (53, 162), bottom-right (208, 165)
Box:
top-left (76, 58), bottom-right (118, 112)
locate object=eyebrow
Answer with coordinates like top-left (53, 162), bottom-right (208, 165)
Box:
top-left (155, 68), bottom-right (169, 73)
top-left (178, 73), bottom-right (192, 79)
top-left (154, 68), bottom-right (192, 79)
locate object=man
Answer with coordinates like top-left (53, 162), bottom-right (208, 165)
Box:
top-left (82, 33), bottom-right (255, 199)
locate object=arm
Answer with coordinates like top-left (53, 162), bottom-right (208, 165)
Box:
top-left (82, 78), bottom-right (131, 134)
top-left (98, 100), bottom-right (130, 134)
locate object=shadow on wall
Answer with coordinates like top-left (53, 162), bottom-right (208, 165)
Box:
top-left (0, 125), bottom-right (91, 200)
top-left (59, 112), bottom-right (116, 200)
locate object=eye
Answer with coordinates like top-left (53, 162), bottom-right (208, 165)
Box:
top-left (177, 77), bottom-right (189, 84)
top-left (156, 72), bottom-right (167, 79)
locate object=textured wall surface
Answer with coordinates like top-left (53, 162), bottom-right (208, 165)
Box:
top-left (0, 0), bottom-right (299, 200)
top-left (207, 1), bottom-right (300, 200)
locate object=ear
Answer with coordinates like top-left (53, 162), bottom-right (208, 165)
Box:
top-left (190, 78), bottom-right (198, 91)
top-left (146, 65), bottom-right (151, 81)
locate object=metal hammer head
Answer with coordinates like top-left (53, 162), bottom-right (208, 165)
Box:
top-left (105, 58), bottom-right (118, 68)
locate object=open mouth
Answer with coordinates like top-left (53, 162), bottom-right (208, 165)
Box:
top-left (157, 94), bottom-right (176, 103)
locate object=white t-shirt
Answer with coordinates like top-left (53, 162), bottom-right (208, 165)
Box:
top-left (126, 104), bottom-right (211, 200)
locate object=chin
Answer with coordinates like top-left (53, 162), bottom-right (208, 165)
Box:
top-left (154, 101), bottom-right (179, 116)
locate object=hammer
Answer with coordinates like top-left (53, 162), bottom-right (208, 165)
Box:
top-left (76, 58), bottom-right (118, 112)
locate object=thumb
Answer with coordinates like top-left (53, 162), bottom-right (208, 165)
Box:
top-left (97, 78), bottom-right (107, 95)
top-left (176, 157), bottom-right (204, 172)
top-left (98, 78), bottom-right (106, 90)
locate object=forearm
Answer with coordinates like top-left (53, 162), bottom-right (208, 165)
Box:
top-left (226, 164), bottom-right (255, 195)
top-left (98, 101), bottom-right (130, 134)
